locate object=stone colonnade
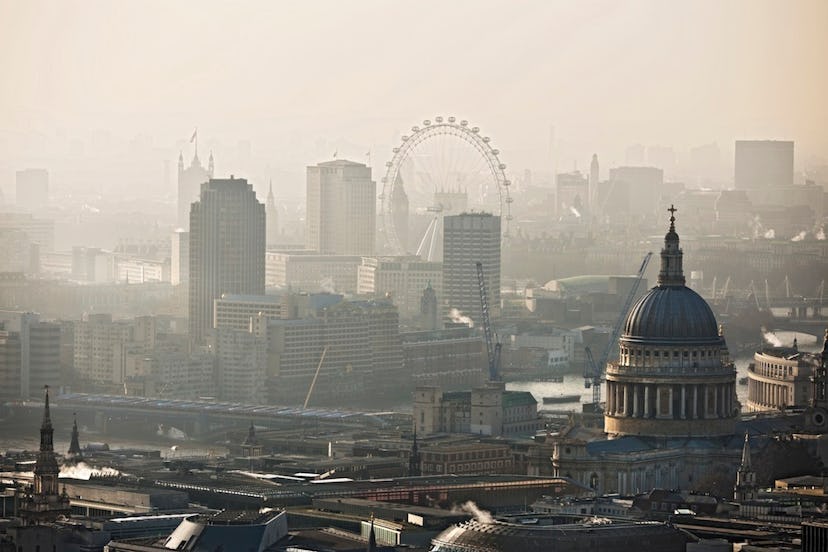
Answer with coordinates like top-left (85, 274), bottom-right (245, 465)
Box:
top-left (605, 380), bottom-right (735, 419)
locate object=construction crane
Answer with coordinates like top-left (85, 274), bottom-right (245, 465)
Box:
top-left (476, 261), bottom-right (501, 381)
top-left (303, 346), bottom-right (329, 409)
top-left (583, 252), bottom-right (653, 411)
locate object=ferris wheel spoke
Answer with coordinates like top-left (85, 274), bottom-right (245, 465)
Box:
top-left (380, 119), bottom-right (511, 254)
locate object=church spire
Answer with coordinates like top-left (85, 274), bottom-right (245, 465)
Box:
top-left (208, 150), bottom-right (214, 177)
top-left (68, 412), bottom-right (83, 460)
top-left (657, 204), bottom-right (685, 287)
top-left (734, 432), bottom-right (757, 502)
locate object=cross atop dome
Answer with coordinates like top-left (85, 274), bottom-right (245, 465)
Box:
top-left (658, 204), bottom-right (685, 287)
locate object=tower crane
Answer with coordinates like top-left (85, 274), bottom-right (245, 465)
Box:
top-left (476, 261), bottom-right (501, 381)
top-left (583, 252), bottom-right (652, 411)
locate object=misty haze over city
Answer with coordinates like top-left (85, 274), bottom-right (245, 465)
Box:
top-left (1, 2), bottom-right (828, 551)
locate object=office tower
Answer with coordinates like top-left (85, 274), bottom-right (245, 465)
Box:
top-left (177, 149), bottom-right (214, 230)
top-left (734, 140), bottom-right (794, 190)
top-left (215, 326), bottom-right (267, 403)
top-left (189, 177), bottom-right (265, 343)
top-left (171, 229), bottom-right (189, 285)
top-left (0, 311), bottom-right (60, 399)
top-left (443, 213), bottom-right (501, 321)
top-left (74, 314), bottom-right (138, 384)
top-left (214, 294), bottom-right (284, 330)
top-left (266, 182), bottom-right (279, 247)
top-left (15, 168), bottom-right (49, 212)
top-left (306, 160), bottom-right (376, 255)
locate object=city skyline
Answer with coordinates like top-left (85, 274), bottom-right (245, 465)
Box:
top-left (1, 1), bottom-right (827, 202)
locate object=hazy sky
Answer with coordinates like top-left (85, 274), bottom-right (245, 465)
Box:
top-left (1, 0), bottom-right (826, 192)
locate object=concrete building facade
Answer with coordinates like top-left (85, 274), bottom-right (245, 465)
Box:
top-left (189, 177), bottom-right (265, 343)
top-left (442, 213), bottom-right (501, 321)
top-left (306, 159), bottom-right (375, 255)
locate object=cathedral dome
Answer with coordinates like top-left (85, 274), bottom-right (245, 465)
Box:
top-left (622, 205), bottom-right (720, 344)
top-left (623, 285), bottom-right (719, 342)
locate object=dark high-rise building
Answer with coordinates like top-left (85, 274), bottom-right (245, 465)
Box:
top-left (177, 149), bottom-right (214, 230)
top-left (15, 168), bottom-right (49, 213)
top-left (189, 177), bottom-right (265, 343)
top-left (306, 160), bottom-right (375, 255)
top-left (734, 140), bottom-right (794, 191)
top-left (443, 213), bottom-right (501, 321)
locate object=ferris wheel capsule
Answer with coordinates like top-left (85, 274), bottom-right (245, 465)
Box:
top-left (393, 147), bottom-right (400, 153)
top-left (423, 120), bottom-right (431, 126)
top-left (471, 127), bottom-right (479, 133)
top-left (492, 149), bottom-right (500, 155)
top-left (499, 163), bottom-right (506, 169)
top-left (460, 120), bottom-right (468, 126)
top-left (401, 135), bottom-right (409, 141)
top-left (385, 161), bottom-right (392, 167)
top-left (412, 126), bottom-right (420, 132)
top-left (505, 196), bottom-right (514, 203)
top-left (482, 136), bottom-right (490, 143)
top-left (448, 116), bottom-right (456, 123)
top-left (503, 179), bottom-right (511, 186)
top-left (435, 116), bottom-right (443, 123)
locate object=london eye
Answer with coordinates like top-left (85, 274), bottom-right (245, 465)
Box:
top-left (379, 116), bottom-right (513, 258)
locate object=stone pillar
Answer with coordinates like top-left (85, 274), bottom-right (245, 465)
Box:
top-left (668, 386), bottom-right (675, 419)
top-left (680, 385), bottom-right (687, 419)
top-left (714, 384), bottom-right (720, 417)
top-left (607, 382), bottom-right (614, 414)
top-left (692, 384), bottom-right (698, 419)
top-left (703, 385), bottom-right (709, 418)
top-left (624, 384), bottom-right (631, 416)
top-left (644, 385), bottom-right (651, 418)
top-left (633, 385), bottom-right (640, 417)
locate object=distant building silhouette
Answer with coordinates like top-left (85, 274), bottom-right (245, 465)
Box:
top-left (443, 213), bottom-right (501, 321)
top-left (177, 149), bottom-right (214, 230)
top-left (306, 160), bottom-right (375, 255)
top-left (419, 281), bottom-right (439, 331)
top-left (391, 173), bottom-right (409, 253)
top-left (734, 140), bottom-right (793, 191)
top-left (589, 154), bottom-right (599, 209)
top-left (15, 168), bottom-right (49, 213)
top-left (189, 177), bottom-right (265, 343)
top-left (266, 181), bottom-right (279, 247)
top-left (170, 229), bottom-right (189, 285)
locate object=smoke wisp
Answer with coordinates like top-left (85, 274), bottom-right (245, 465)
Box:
top-left (449, 308), bottom-right (474, 328)
top-left (452, 500), bottom-right (495, 524)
